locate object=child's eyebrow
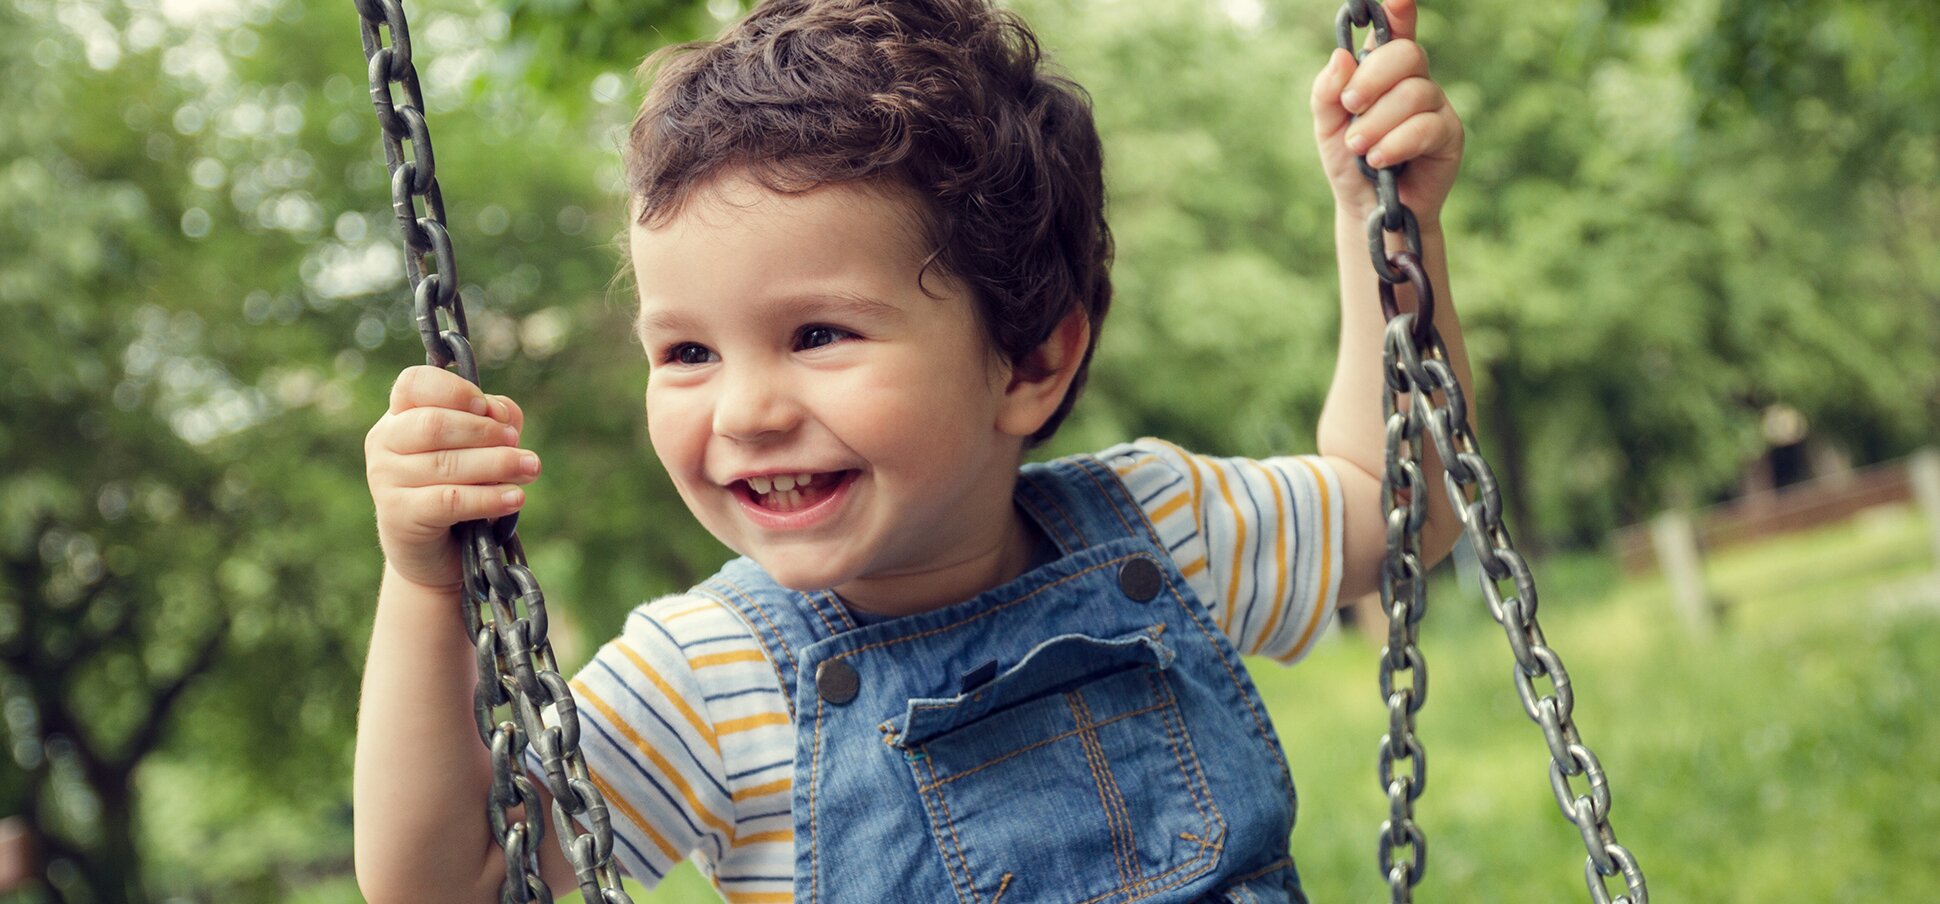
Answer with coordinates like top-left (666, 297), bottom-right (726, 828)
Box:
top-left (637, 291), bottom-right (905, 338)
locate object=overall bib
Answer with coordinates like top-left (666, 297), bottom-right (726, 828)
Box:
top-left (695, 454), bottom-right (1307, 904)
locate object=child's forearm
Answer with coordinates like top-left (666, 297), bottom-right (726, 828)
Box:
top-left (1317, 204), bottom-right (1475, 566)
top-left (353, 563), bottom-right (503, 904)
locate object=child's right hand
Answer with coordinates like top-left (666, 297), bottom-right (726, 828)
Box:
top-left (365, 365), bottom-right (540, 592)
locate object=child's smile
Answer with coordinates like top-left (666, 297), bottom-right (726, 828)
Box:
top-left (729, 469), bottom-right (858, 526)
top-left (631, 172), bottom-right (1064, 615)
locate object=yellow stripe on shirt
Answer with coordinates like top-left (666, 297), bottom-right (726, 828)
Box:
top-left (734, 829), bottom-right (793, 848)
top-left (1277, 457), bottom-right (1335, 662)
top-left (572, 681), bottom-right (737, 842)
top-left (690, 649), bottom-right (769, 670)
top-left (717, 712), bottom-right (789, 736)
top-left (585, 765), bottom-right (681, 861)
top-left (614, 640), bottom-right (722, 756)
top-left (1207, 460), bottom-right (1249, 634)
top-left (721, 891), bottom-right (792, 904)
top-left (1245, 459), bottom-right (1291, 656)
top-left (730, 777), bottom-right (791, 803)
top-left (661, 600), bottom-right (722, 622)
top-left (1147, 491), bottom-right (1191, 525)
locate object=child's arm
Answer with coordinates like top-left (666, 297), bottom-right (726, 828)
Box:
top-left (1307, 0), bottom-right (1474, 602)
top-left (354, 367), bottom-right (574, 902)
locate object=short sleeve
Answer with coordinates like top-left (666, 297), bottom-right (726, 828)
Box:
top-left (521, 594), bottom-right (737, 887)
top-left (1101, 438), bottom-right (1345, 665)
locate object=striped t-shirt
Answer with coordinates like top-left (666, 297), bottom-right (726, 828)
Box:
top-left (525, 439), bottom-right (1344, 902)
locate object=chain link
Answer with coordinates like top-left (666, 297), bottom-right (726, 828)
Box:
top-left (352, 2), bottom-right (635, 901)
top-left (1338, 3), bottom-right (1647, 902)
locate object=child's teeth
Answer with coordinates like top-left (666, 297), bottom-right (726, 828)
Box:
top-left (784, 488), bottom-right (802, 509)
top-left (749, 476), bottom-right (772, 494)
top-left (773, 474), bottom-right (797, 492)
top-left (796, 472), bottom-right (814, 487)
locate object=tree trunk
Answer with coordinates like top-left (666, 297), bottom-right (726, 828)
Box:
top-left (1484, 354), bottom-right (1544, 556)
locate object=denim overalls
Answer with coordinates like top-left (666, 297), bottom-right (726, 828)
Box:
top-left (695, 453), bottom-right (1306, 903)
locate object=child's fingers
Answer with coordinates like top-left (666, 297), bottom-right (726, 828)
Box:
top-left (488, 394), bottom-right (525, 432)
top-left (1364, 108), bottom-right (1457, 171)
top-left (1310, 48), bottom-right (1356, 137)
top-left (384, 445), bottom-right (541, 490)
top-left (380, 406), bottom-right (520, 455)
top-left (1341, 38), bottom-right (1428, 115)
top-left (389, 364), bottom-right (488, 416)
top-left (1342, 76), bottom-right (1444, 159)
top-left (400, 483), bottom-right (528, 525)
top-left (1382, 0), bottom-right (1417, 45)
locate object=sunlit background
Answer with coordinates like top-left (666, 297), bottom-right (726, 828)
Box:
top-left (4, 0), bottom-right (1937, 900)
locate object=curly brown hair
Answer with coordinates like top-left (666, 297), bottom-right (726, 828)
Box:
top-left (626, 0), bottom-right (1113, 447)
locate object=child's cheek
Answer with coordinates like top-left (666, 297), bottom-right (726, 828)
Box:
top-left (644, 388), bottom-right (710, 484)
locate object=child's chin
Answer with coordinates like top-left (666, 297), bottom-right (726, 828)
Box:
top-left (752, 555), bottom-right (849, 594)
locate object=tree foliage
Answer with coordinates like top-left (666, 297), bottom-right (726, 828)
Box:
top-left (1, 0), bottom-right (1933, 900)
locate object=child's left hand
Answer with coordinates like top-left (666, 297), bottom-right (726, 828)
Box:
top-left (1310, 0), bottom-right (1463, 225)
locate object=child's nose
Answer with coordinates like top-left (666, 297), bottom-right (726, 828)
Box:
top-left (712, 366), bottom-right (801, 442)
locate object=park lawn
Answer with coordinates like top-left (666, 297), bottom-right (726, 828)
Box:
top-left (509, 504), bottom-right (1940, 903)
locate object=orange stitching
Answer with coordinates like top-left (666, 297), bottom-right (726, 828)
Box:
top-left (819, 591), bottom-right (859, 631)
top-left (1160, 571), bottom-right (1295, 798)
top-left (1150, 670), bottom-right (1212, 836)
top-left (1070, 836), bottom-right (1224, 904)
top-left (914, 700), bottom-right (1171, 792)
top-left (1024, 470), bottom-right (1090, 547)
top-left (1014, 494), bottom-right (1075, 557)
top-left (806, 694), bottom-right (823, 904)
top-left (909, 756), bottom-right (974, 904)
top-left (1066, 691), bottom-right (1133, 888)
top-left (1070, 686), bottom-right (1140, 880)
top-left (1153, 668), bottom-right (1224, 848)
top-left (990, 873), bottom-right (1013, 904)
top-left (916, 685), bottom-right (1211, 904)
top-left (923, 754), bottom-right (984, 904)
top-left (802, 589), bottom-right (843, 638)
top-left (1071, 690), bottom-right (1142, 885)
top-left (1073, 456), bottom-right (1150, 545)
top-left (1226, 857), bottom-right (1295, 886)
top-left (1148, 674), bottom-right (1229, 904)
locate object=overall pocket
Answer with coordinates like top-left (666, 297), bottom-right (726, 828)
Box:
top-left (888, 627), bottom-right (1226, 904)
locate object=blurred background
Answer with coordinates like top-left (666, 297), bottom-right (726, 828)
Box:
top-left (3, 0), bottom-right (1937, 900)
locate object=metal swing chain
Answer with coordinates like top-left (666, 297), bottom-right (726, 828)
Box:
top-left (351, 2), bottom-right (634, 902)
top-left (1336, 3), bottom-right (1649, 903)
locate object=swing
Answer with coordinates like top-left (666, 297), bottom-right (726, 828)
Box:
top-left (347, 1), bottom-right (1648, 901)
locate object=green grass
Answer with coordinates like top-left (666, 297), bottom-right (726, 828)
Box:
top-left (565, 505), bottom-right (1940, 903)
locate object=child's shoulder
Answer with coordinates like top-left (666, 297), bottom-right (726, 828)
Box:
top-left (605, 593), bottom-right (761, 661)
top-left (1092, 436), bottom-right (1196, 477)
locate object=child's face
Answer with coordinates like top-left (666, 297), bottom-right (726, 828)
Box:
top-left (632, 173), bottom-right (1031, 601)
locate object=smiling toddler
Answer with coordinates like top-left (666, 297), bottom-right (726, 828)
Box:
top-left (355, 0), bottom-right (1471, 900)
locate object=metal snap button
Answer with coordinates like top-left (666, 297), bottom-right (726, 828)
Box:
top-left (815, 659), bottom-right (859, 705)
top-left (1117, 557), bottom-right (1164, 602)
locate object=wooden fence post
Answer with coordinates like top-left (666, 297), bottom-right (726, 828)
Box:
top-left (1909, 447), bottom-right (1940, 571)
top-left (1650, 509), bottom-right (1717, 637)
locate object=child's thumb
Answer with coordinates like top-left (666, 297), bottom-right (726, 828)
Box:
top-left (1311, 48), bottom-right (1355, 135)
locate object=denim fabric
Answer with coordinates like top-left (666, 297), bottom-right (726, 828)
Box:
top-left (695, 453), bottom-right (1306, 904)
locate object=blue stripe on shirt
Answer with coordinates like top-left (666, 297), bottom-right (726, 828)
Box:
top-left (1234, 466), bottom-right (1268, 644)
top-left (593, 658), bottom-right (731, 801)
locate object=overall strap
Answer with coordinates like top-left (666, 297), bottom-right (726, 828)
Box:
top-left (691, 557), bottom-right (857, 719)
top-left (1016, 453), bottom-right (1164, 555)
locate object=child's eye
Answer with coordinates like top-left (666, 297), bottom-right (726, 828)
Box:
top-left (660, 343), bottom-right (716, 367)
top-left (796, 325), bottom-right (855, 351)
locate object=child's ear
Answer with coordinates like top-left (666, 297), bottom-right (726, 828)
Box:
top-left (996, 306), bottom-right (1091, 439)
